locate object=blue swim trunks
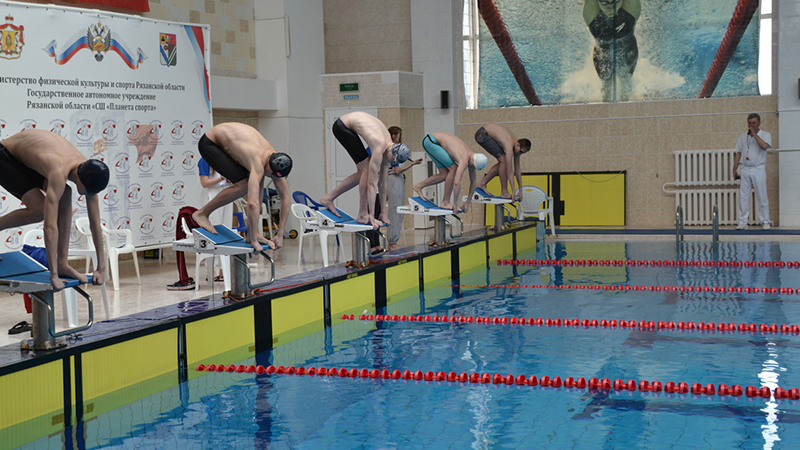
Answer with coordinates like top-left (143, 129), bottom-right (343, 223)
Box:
top-left (422, 134), bottom-right (454, 169)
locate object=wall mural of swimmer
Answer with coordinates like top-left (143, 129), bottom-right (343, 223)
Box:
top-left (476, 0), bottom-right (761, 107)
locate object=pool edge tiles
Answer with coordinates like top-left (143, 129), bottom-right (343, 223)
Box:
top-left (459, 241), bottom-right (488, 277)
top-left (488, 233), bottom-right (514, 263)
top-left (0, 360), bottom-right (65, 449)
top-left (423, 251), bottom-right (452, 288)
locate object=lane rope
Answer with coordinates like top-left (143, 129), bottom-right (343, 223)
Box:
top-left (340, 314), bottom-right (800, 336)
top-left (195, 364), bottom-right (800, 401)
top-left (497, 259), bottom-right (800, 269)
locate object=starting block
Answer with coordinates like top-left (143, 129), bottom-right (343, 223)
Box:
top-left (467, 188), bottom-right (514, 231)
top-left (0, 251), bottom-right (94, 351)
top-left (173, 225), bottom-right (275, 299)
top-left (397, 197), bottom-right (463, 246)
top-left (314, 208), bottom-right (386, 267)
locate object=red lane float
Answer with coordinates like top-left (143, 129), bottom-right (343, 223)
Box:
top-left (445, 283), bottom-right (799, 296)
top-left (342, 314), bottom-right (800, 336)
top-left (194, 363), bottom-right (800, 401)
top-left (496, 259), bottom-right (799, 268)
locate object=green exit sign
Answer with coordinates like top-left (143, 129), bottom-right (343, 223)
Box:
top-left (339, 83), bottom-right (359, 92)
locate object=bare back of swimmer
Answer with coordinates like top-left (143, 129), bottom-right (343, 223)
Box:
top-left (191, 123), bottom-right (293, 252)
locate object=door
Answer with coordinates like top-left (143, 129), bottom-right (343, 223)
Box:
top-left (324, 107), bottom-right (378, 216)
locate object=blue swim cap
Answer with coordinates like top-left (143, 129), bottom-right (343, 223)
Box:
top-left (269, 152), bottom-right (293, 178)
top-left (391, 143), bottom-right (410, 164)
top-left (77, 159), bottom-right (110, 194)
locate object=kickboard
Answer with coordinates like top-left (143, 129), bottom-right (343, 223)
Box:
top-left (411, 197), bottom-right (451, 211)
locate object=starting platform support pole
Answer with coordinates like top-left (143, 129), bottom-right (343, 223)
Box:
top-left (31, 291), bottom-right (57, 350)
top-left (230, 251), bottom-right (276, 299)
top-left (353, 231), bottom-right (370, 266)
top-left (495, 204), bottom-right (505, 231)
top-left (434, 216), bottom-right (447, 245)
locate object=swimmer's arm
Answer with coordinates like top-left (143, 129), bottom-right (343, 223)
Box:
top-left (622, 0), bottom-right (641, 20)
top-left (378, 159), bottom-right (390, 222)
top-left (582, 0), bottom-right (599, 26)
top-left (514, 152), bottom-right (523, 200)
top-left (272, 176), bottom-right (292, 245)
top-left (394, 158), bottom-right (423, 175)
top-left (367, 153), bottom-right (382, 218)
top-left (462, 167), bottom-right (478, 213)
top-left (452, 163), bottom-right (468, 211)
top-left (245, 170), bottom-right (267, 248)
top-left (85, 194), bottom-right (106, 284)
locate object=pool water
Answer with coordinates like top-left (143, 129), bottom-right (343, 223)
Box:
top-left (22, 241), bottom-right (800, 449)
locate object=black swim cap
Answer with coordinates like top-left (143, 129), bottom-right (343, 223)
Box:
top-left (269, 152), bottom-right (292, 178)
top-left (77, 159), bottom-right (110, 194)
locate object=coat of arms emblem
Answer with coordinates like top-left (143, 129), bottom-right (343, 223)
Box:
top-left (0, 15), bottom-right (24, 59)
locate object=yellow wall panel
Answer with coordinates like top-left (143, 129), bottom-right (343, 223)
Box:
top-left (386, 259), bottom-right (419, 304)
top-left (516, 226), bottom-right (538, 253)
top-left (330, 273), bottom-right (375, 323)
top-left (272, 287), bottom-right (324, 337)
top-left (423, 252), bottom-right (451, 286)
top-left (488, 234), bottom-right (514, 261)
top-left (459, 242), bottom-right (486, 274)
top-left (560, 173), bottom-right (625, 226)
top-left (186, 308), bottom-right (254, 367)
top-left (0, 360), bottom-right (64, 447)
top-left (82, 330), bottom-right (178, 421)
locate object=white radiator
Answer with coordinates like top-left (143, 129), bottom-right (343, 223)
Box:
top-left (665, 150), bottom-right (758, 226)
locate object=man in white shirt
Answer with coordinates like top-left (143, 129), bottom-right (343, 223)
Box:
top-left (732, 113), bottom-right (772, 230)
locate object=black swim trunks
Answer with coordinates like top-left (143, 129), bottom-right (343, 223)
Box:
top-left (0, 143), bottom-right (46, 199)
top-left (475, 127), bottom-right (505, 159)
top-left (333, 118), bottom-right (371, 164)
top-left (197, 134), bottom-right (249, 184)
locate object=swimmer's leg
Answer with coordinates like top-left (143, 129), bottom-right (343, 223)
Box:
top-left (320, 171), bottom-right (360, 217)
top-left (193, 181), bottom-right (247, 234)
top-left (412, 169), bottom-right (448, 200)
top-left (477, 163), bottom-right (499, 194)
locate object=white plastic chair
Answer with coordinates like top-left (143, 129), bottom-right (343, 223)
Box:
top-left (515, 185), bottom-right (556, 237)
top-left (77, 217), bottom-right (141, 291)
top-left (180, 217), bottom-right (231, 292)
top-left (291, 203), bottom-right (337, 267)
top-left (24, 227), bottom-right (110, 326)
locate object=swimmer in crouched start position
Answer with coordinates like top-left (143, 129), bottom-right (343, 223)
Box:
top-left (191, 123), bottom-right (293, 252)
top-left (412, 132), bottom-right (488, 213)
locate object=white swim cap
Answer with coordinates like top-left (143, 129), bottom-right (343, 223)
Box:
top-left (473, 153), bottom-right (488, 170)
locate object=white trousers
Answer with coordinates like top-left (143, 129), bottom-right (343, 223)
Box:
top-left (738, 165), bottom-right (769, 225)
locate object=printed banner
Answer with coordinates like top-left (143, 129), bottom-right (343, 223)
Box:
top-left (477, 0), bottom-right (761, 107)
top-left (0, 1), bottom-right (212, 252)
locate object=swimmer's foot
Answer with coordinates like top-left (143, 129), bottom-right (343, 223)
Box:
top-left (319, 197), bottom-right (341, 217)
top-left (476, 184), bottom-right (489, 194)
top-left (369, 216), bottom-right (382, 229)
top-left (192, 211), bottom-right (217, 234)
top-left (412, 186), bottom-right (427, 201)
top-left (58, 264), bottom-right (87, 283)
top-left (440, 201), bottom-right (455, 211)
top-left (499, 191), bottom-right (512, 199)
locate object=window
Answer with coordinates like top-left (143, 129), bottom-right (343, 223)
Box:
top-left (759, 0), bottom-right (772, 95)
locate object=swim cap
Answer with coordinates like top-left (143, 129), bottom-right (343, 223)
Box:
top-left (77, 159), bottom-right (110, 194)
top-left (473, 153), bottom-right (488, 170)
top-left (391, 143), bottom-right (410, 164)
top-left (269, 152), bottom-right (293, 178)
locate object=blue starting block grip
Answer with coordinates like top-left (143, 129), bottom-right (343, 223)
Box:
top-left (315, 208), bottom-right (383, 231)
top-left (0, 251), bottom-right (90, 291)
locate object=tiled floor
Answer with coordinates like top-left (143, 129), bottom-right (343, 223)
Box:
top-left (0, 225), bottom-right (477, 348)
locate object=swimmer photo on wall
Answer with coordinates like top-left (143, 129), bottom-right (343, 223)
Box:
top-left (475, 0), bottom-right (761, 107)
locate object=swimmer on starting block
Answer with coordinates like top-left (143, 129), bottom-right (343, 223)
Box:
top-left (191, 123), bottom-right (293, 252)
top-left (474, 123), bottom-right (531, 201)
top-left (0, 129), bottom-right (109, 290)
top-left (319, 111), bottom-right (410, 229)
top-left (412, 132), bottom-right (488, 213)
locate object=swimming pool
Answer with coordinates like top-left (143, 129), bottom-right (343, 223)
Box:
top-left (18, 240), bottom-right (800, 449)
